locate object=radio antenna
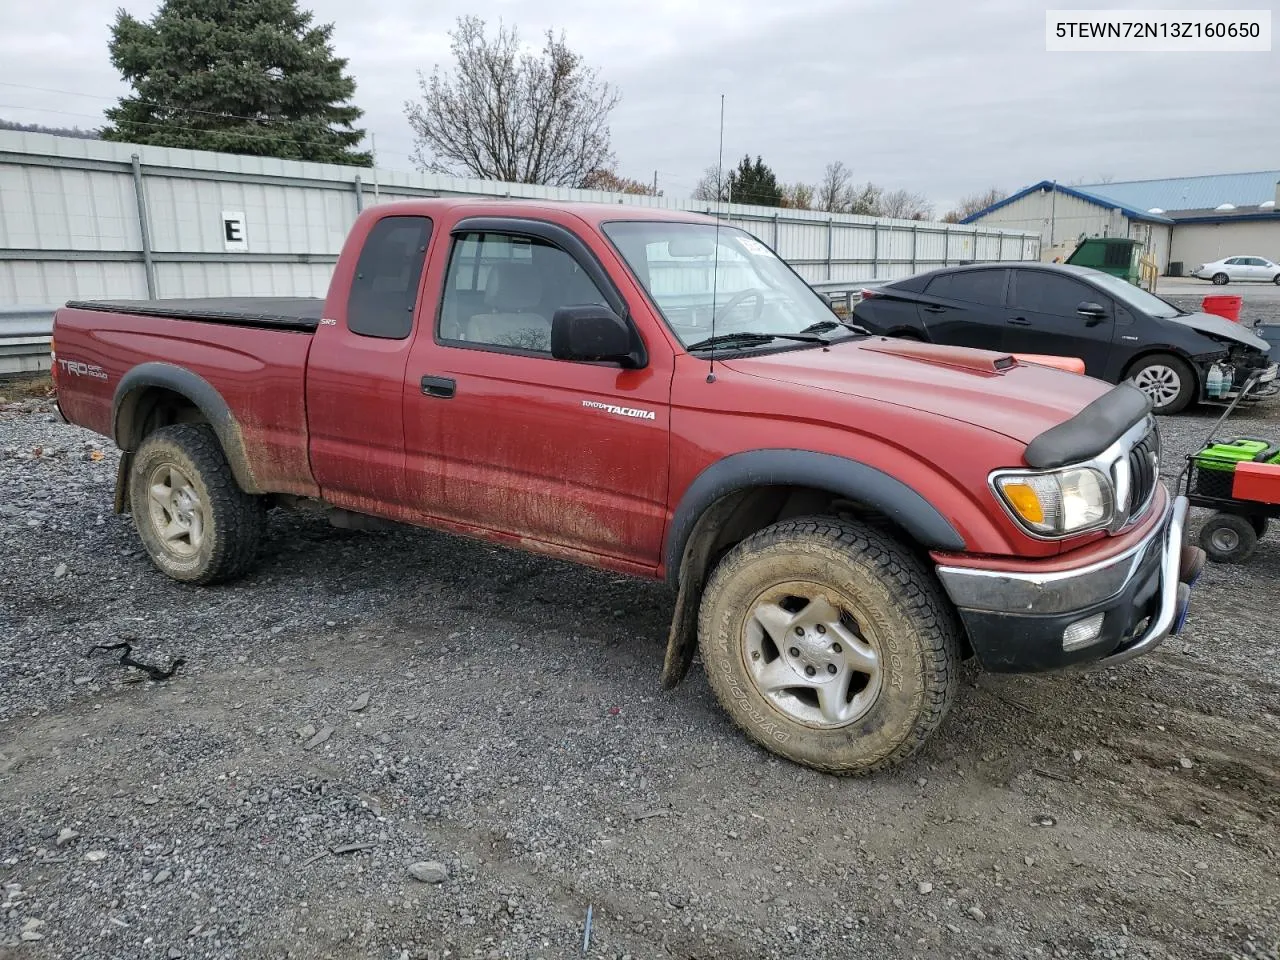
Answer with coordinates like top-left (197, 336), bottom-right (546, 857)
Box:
top-left (707, 93), bottom-right (725, 384)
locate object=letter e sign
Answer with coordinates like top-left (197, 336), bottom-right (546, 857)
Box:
top-left (222, 211), bottom-right (247, 251)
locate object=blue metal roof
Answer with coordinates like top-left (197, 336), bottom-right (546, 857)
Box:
top-left (961, 180), bottom-right (1175, 226)
top-left (1075, 171), bottom-right (1280, 214)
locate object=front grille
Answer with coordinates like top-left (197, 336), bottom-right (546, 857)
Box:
top-left (1125, 427), bottom-right (1159, 519)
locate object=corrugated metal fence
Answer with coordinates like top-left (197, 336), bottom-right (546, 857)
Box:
top-left (0, 130), bottom-right (1040, 309)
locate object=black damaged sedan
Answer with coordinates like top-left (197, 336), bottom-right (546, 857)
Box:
top-left (850, 262), bottom-right (1278, 415)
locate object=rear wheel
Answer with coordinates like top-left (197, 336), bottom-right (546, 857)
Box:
top-left (1199, 513), bottom-right (1258, 564)
top-left (697, 516), bottom-right (960, 774)
top-left (1251, 516), bottom-right (1270, 539)
top-left (1126, 353), bottom-right (1196, 415)
top-left (1212, 272), bottom-right (1229, 285)
top-left (128, 423), bottom-right (266, 584)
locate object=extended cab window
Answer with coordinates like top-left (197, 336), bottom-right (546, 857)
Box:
top-left (923, 270), bottom-right (1006, 305)
top-left (346, 216), bottom-right (433, 340)
top-left (438, 232), bottom-right (609, 353)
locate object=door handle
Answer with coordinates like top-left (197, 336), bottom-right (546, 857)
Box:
top-left (421, 375), bottom-right (456, 399)
top-left (922, 305), bottom-right (945, 314)
top-left (1007, 317), bottom-right (1031, 326)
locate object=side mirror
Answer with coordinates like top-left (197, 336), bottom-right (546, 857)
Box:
top-left (550, 305), bottom-right (643, 367)
top-left (1077, 301), bottom-right (1108, 320)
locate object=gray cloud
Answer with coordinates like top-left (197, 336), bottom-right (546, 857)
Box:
top-left (2, 0), bottom-right (1276, 212)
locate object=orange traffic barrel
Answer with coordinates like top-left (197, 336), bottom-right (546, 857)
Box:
top-left (1202, 295), bottom-right (1242, 322)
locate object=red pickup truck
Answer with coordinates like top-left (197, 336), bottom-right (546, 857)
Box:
top-left (51, 199), bottom-right (1203, 774)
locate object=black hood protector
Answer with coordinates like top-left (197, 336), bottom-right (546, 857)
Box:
top-left (1024, 382), bottom-right (1152, 469)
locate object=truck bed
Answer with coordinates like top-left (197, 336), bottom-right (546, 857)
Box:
top-left (64, 297), bottom-right (323, 332)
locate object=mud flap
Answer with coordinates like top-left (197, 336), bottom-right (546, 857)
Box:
top-left (114, 452), bottom-right (133, 514)
top-left (660, 571), bottom-right (701, 689)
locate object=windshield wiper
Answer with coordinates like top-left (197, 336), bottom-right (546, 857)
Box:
top-left (799, 318), bottom-right (871, 337)
top-left (686, 331), bottom-right (830, 352)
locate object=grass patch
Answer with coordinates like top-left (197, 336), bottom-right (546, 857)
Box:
top-left (0, 374), bottom-right (55, 402)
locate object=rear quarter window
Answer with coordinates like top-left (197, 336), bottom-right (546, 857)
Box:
top-left (346, 216), bottom-right (433, 340)
top-left (924, 270), bottom-right (1007, 305)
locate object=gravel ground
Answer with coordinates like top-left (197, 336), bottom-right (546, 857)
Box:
top-left (2, 316), bottom-right (1279, 960)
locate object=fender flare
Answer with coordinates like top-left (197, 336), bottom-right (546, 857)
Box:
top-left (656, 449), bottom-right (966, 689)
top-left (663, 448), bottom-right (966, 588)
top-left (111, 362), bottom-right (260, 494)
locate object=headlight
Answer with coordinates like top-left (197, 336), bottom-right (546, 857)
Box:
top-left (992, 467), bottom-right (1114, 537)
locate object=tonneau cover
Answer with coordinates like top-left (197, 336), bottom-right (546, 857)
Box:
top-left (64, 297), bottom-right (324, 332)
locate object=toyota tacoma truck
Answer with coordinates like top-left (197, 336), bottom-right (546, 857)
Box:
top-left (50, 199), bottom-right (1204, 774)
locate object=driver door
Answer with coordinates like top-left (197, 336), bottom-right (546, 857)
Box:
top-left (402, 220), bottom-right (673, 568)
top-left (1001, 270), bottom-right (1114, 376)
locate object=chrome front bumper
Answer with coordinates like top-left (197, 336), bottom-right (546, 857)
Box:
top-left (935, 494), bottom-right (1197, 672)
top-left (1095, 494), bottom-right (1189, 667)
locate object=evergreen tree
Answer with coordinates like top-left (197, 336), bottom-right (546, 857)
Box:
top-left (692, 155), bottom-right (784, 206)
top-left (101, 0), bottom-right (370, 165)
top-left (727, 155), bottom-right (782, 207)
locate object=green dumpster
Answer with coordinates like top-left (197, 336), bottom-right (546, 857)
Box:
top-left (1065, 237), bottom-right (1140, 284)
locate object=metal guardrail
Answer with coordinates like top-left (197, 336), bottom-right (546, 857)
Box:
top-left (809, 279), bottom-right (890, 317)
top-left (0, 306), bottom-right (56, 377)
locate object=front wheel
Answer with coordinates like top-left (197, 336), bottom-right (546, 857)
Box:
top-left (1272, 274), bottom-right (1280, 285)
top-left (1126, 353), bottom-right (1196, 415)
top-left (1212, 272), bottom-right (1229, 285)
top-left (697, 516), bottom-right (960, 774)
top-left (128, 423), bottom-right (266, 584)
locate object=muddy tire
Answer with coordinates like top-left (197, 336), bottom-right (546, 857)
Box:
top-left (697, 516), bottom-right (960, 774)
top-left (128, 423), bottom-right (266, 584)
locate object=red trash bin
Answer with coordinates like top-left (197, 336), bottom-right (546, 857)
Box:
top-left (1202, 295), bottom-right (1243, 322)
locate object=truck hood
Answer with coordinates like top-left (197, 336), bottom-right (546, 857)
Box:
top-left (724, 338), bottom-right (1112, 446)
top-left (1170, 311), bottom-right (1270, 352)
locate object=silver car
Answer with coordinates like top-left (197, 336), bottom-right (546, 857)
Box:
top-left (1193, 256), bottom-right (1280, 285)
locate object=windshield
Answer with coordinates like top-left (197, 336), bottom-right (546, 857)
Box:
top-left (1084, 270), bottom-right (1182, 319)
top-left (602, 221), bottom-right (857, 349)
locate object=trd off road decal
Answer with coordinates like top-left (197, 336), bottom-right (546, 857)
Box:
top-left (581, 399), bottom-right (656, 421)
top-left (56, 358), bottom-right (108, 380)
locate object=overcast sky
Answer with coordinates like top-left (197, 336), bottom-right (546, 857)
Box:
top-left (1, 0), bottom-right (1276, 212)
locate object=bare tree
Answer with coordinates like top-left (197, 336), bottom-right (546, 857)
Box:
top-left (817, 161), bottom-right (853, 213)
top-left (404, 16), bottom-right (620, 185)
top-left (781, 182), bottom-right (815, 210)
top-left (0, 118), bottom-right (101, 139)
top-left (1066, 174), bottom-right (1114, 186)
top-left (581, 168), bottom-right (660, 195)
top-left (879, 188), bottom-right (933, 220)
top-left (847, 182), bottom-right (885, 216)
top-left (943, 186), bottom-right (1007, 222)
top-left (692, 164), bottom-right (727, 202)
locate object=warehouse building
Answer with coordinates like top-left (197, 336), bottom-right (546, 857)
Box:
top-left (963, 171), bottom-right (1280, 276)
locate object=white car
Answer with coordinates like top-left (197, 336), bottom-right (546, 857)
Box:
top-left (1193, 256), bottom-right (1280, 285)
